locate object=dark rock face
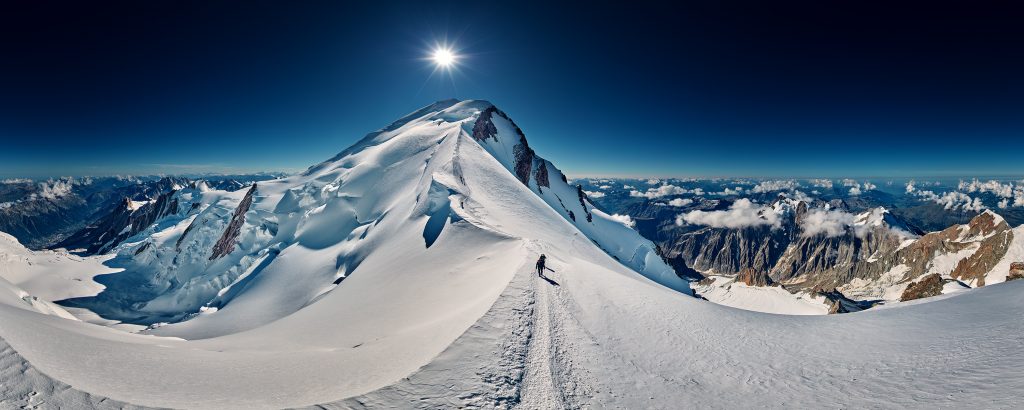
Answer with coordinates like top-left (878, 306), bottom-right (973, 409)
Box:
top-left (513, 144), bottom-right (535, 186)
top-left (653, 201), bottom-right (1013, 299)
top-left (670, 225), bottom-right (789, 278)
top-left (816, 289), bottom-right (876, 314)
top-left (534, 161), bottom-right (550, 190)
top-left (210, 184), bottom-right (257, 260)
top-left (950, 213), bottom-right (1013, 286)
top-left (472, 105), bottom-right (537, 187)
top-left (57, 185), bottom-right (181, 254)
top-left (900, 273), bottom-right (945, 301)
top-left (576, 185), bottom-right (593, 223)
top-left (1, 176), bottom-right (189, 249)
top-left (1008, 262), bottom-right (1024, 281)
top-left (470, 106), bottom-right (500, 142)
top-left (737, 267), bottom-right (774, 287)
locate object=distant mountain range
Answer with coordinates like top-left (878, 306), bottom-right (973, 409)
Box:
top-left (590, 189), bottom-right (1024, 313)
top-left (0, 174), bottom-right (283, 250)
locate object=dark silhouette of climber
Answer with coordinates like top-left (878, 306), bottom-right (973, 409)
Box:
top-left (535, 254), bottom-right (559, 286)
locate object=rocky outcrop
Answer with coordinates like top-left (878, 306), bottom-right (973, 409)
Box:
top-left (473, 105), bottom-right (536, 187)
top-left (655, 201), bottom-right (1017, 302)
top-left (513, 144), bottom-right (535, 185)
top-left (57, 184), bottom-right (181, 254)
top-left (576, 185), bottom-right (593, 223)
top-left (470, 106), bottom-right (500, 142)
top-left (899, 274), bottom-right (945, 301)
top-left (737, 267), bottom-right (774, 287)
top-left (949, 213), bottom-right (1012, 286)
top-left (534, 161), bottom-right (549, 190)
top-left (1008, 262), bottom-right (1024, 281)
top-left (816, 289), bottom-right (876, 314)
top-left (669, 224), bottom-right (789, 277)
top-left (210, 184), bottom-right (257, 260)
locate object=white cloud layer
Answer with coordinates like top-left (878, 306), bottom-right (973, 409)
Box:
top-left (751, 180), bottom-right (800, 193)
top-left (665, 198), bottom-right (694, 207)
top-left (630, 185), bottom-right (703, 199)
top-left (676, 199), bottom-right (781, 229)
top-left (906, 181), bottom-right (987, 212)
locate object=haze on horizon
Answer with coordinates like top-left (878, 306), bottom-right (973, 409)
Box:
top-left (2, 1), bottom-right (1023, 179)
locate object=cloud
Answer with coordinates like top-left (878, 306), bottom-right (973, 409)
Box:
top-left (906, 181), bottom-right (986, 211)
top-left (33, 179), bottom-right (75, 200)
top-left (676, 198), bottom-right (782, 229)
top-left (1, 178), bottom-right (33, 184)
top-left (789, 190), bottom-right (813, 202)
top-left (598, 185), bottom-right (612, 190)
top-left (623, 184), bottom-right (635, 189)
top-left (665, 198), bottom-right (694, 207)
top-left (646, 178), bottom-right (661, 185)
top-left (630, 184), bottom-right (702, 199)
top-left (810, 179), bottom-right (833, 189)
top-left (712, 187), bottom-right (744, 196)
top-left (842, 180), bottom-right (874, 196)
top-left (608, 213), bottom-right (636, 228)
top-left (751, 180), bottom-right (800, 193)
top-left (584, 190), bottom-right (606, 198)
top-left (800, 208), bottom-right (913, 239)
top-left (800, 209), bottom-right (857, 238)
top-left (959, 179), bottom-right (1013, 197)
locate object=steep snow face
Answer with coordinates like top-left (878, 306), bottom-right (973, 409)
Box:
top-left (0, 99), bottom-right (691, 407)
top-left (61, 99), bottom-right (688, 330)
top-left (467, 104), bottom-right (687, 293)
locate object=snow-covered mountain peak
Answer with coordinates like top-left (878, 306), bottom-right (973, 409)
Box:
top-left (57, 99), bottom-right (688, 339)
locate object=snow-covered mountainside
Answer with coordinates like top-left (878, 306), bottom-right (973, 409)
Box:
top-left (0, 175), bottom-right (279, 251)
top-left (56, 99), bottom-right (685, 330)
top-left (1, 100), bottom-right (1023, 409)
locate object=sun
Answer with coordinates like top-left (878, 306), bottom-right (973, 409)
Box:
top-left (432, 47), bottom-right (456, 68)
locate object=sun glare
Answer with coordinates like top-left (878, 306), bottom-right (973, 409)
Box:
top-left (433, 47), bottom-right (456, 68)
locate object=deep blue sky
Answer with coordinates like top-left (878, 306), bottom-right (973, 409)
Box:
top-left (2, 1), bottom-right (1023, 178)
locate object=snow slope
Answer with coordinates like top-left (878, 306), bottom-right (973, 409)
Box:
top-left (1, 100), bottom-right (1022, 408)
top-left (0, 231), bottom-right (118, 321)
top-left (692, 276), bottom-right (831, 315)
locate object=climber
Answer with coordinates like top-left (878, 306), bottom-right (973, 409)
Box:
top-left (535, 254), bottom-right (547, 276)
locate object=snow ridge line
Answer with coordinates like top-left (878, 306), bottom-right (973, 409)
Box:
top-left (515, 243), bottom-right (592, 410)
top-left (312, 255), bottom-right (538, 409)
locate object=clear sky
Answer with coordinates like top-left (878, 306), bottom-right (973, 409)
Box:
top-left (2, 1), bottom-right (1023, 179)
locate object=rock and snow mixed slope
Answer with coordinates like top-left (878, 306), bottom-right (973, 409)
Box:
top-left (658, 196), bottom-right (1024, 314)
top-left (1, 100), bottom-right (1023, 408)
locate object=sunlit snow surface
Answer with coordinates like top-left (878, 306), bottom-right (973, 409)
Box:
top-left (1, 100), bottom-right (1023, 408)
